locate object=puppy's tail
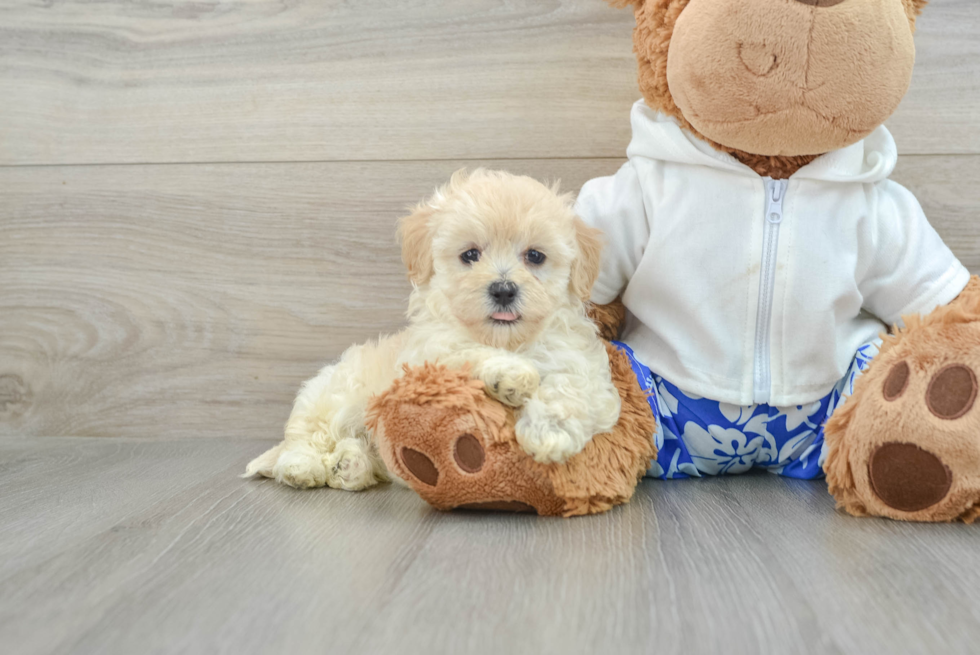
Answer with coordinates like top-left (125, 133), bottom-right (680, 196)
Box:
top-left (241, 443), bottom-right (283, 479)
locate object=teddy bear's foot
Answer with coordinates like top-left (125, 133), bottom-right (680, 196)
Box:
top-left (366, 363), bottom-right (566, 515)
top-left (824, 298), bottom-right (980, 522)
top-left (365, 345), bottom-right (657, 517)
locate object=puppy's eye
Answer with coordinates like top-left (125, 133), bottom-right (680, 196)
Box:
top-left (460, 248), bottom-right (481, 264)
top-left (525, 249), bottom-right (546, 266)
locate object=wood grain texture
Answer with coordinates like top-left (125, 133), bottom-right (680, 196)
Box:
top-left (2, 436), bottom-right (979, 655)
top-left (898, 0), bottom-right (980, 155)
top-left (0, 0), bottom-right (638, 165)
top-left (0, 158), bottom-right (623, 440)
top-left (0, 0), bottom-right (977, 166)
top-left (1, 156), bottom-right (976, 441)
top-left (891, 155), bottom-right (980, 273)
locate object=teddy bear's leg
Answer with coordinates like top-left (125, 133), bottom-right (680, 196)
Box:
top-left (367, 365), bottom-right (566, 515)
top-left (587, 297), bottom-right (626, 341)
top-left (824, 279), bottom-right (980, 522)
top-left (368, 347), bottom-right (656, 517)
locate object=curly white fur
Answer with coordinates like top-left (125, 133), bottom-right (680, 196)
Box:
top-left (243, 169), bottom-right (622, 490)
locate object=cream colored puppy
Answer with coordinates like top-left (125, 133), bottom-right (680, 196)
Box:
top-left (243, 169), bottom-right (622, 490)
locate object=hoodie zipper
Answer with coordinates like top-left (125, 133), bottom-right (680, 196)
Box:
top-left (752, 178), bottom-right (787, 405)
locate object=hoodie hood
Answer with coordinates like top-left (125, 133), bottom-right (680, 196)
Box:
top-left (625, 100), bottom-right (898, 184)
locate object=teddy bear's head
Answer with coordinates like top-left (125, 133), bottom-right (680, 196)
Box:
top-left (609, 0), bottom-right (925, 176)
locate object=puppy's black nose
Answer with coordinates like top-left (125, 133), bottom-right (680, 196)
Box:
top-left (488, 280), bottom-right (518, 307)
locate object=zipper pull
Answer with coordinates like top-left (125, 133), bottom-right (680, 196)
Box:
top-left (767, 179), bottom-right (786, 224)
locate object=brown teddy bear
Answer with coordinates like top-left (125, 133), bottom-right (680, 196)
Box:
top-left (367, 342), bottom-right (656, 517)
top-left (374, 0), bottom-right (980, 521)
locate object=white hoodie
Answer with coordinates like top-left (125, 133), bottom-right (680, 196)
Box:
top-left (576, 100), bottom-right (970, 407)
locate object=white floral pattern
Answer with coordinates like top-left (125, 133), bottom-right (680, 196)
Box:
top-left (682, 424), bottom-right (765, 475)
top-left (614, 340), bottom-right (880, 480)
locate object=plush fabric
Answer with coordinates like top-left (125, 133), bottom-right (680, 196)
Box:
top-left (666, 0), bottom-right (915, 156)
top-left (367, 343), bottom-right (656, 517)
top-left (373, 0), bottom-right (978, 523)
top-left (824, 277), bottom-right (980, 522)
top-left (611, 0), bottom-right (925, 177)
top-left (587, 297), bottom-right (626, 341)
top-left (584, 0), bottom-right (979, 522)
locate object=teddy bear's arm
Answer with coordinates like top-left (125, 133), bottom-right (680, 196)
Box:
top-left (574, 162), bottom-right (649, 306)
top-left (587, 297), bottom-right (626, 341)
top-left (858, 180), bottom-right (971, 326)
top-left (948, 276), bottom-right (980, 313)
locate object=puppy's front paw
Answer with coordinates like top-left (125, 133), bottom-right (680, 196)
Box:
top-left (324, 439), bottom-right (380, 491)
top-left (479, 356), bottom-right (539, 407)
top-left (515, 417), bottom-right (580, 464)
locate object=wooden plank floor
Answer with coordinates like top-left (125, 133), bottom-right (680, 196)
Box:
top-left (2, 436), bottom-right (979, 655)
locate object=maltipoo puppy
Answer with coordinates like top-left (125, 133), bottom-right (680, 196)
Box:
top-left (244, 169), bottom-right (622, 490)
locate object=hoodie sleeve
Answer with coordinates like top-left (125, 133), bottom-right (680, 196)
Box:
top-left (859, 179), bottom-right (970, 326)
top-left (574, 162), bottom-right (650, 305)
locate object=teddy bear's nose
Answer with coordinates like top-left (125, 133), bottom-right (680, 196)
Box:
top-left (794, 0), bottom-right (848, 6)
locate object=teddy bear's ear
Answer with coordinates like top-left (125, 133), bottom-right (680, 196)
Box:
top-left (903, 0), bottom-right (928, 30)
top-left (570, 217), bottom-right (604, 302)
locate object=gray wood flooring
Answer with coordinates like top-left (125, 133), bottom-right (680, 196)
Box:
top-left (2, 436), bottom-right (979, 655)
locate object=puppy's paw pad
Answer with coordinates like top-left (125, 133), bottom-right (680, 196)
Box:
top-left (480, 357), bottom-right (539, 407)
top-left (490, 376), bottom-right (537, 407)
top-left (515, 420), bottom-right (579, 464)
top-left (326, 443), bottom-right (376, 491)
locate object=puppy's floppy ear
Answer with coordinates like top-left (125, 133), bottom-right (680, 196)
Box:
top-left (398, 203), bottom-right (436, 285)
top-left (605, 0), bottom-right (642, 8)
top-left (569, 217), bottom-right (604, 301)
top-left (399, 169), bottom-right (470, 285)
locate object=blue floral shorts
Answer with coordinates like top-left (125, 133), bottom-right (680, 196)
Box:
top-left (613, 340), bottom-right (880, 480)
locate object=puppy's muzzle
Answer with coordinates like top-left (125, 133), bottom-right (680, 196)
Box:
top-left (488, 280), bottom-right (518, 308)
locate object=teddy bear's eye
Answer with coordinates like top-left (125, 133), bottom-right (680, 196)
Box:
top-left (460, 248), bottom-right (481, 264)
top-left (525, 249), bottom-right (546, 266)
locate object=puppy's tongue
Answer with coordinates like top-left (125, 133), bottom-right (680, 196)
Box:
top-left (492, 312), bottom-right (519, 322)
